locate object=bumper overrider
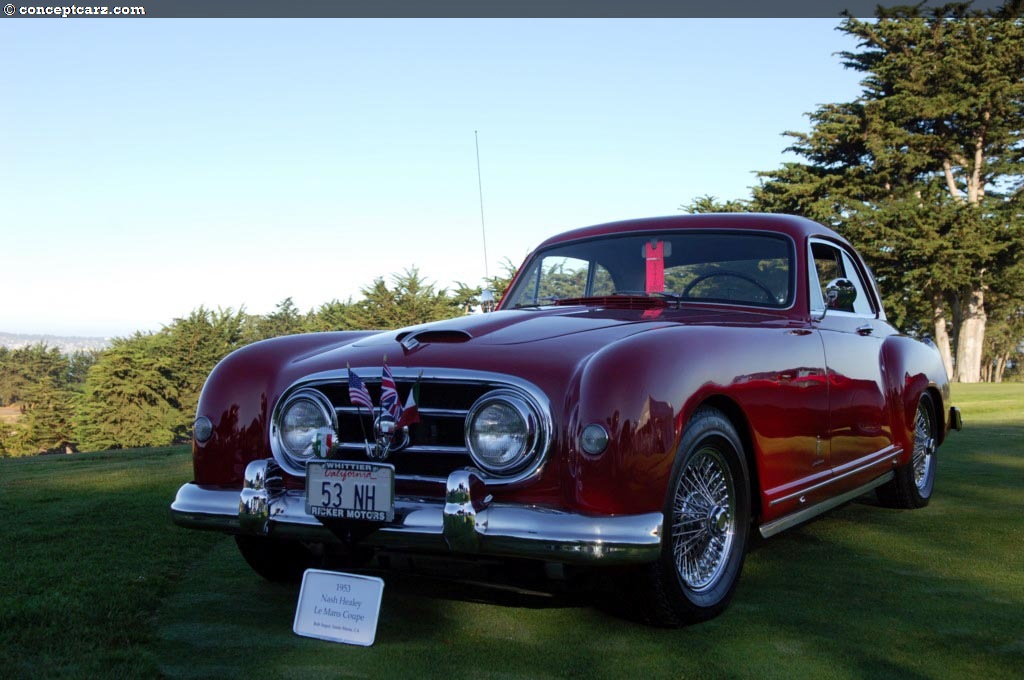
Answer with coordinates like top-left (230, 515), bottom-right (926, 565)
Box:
top-left (171, 459), bottom-right (664, 565)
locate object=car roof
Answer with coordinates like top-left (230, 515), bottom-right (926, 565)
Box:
top-left (535, 213), bottom-right (849, 250)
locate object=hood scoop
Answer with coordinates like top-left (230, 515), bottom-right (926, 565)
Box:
top-left (397, 329), bottom-right (473, 351)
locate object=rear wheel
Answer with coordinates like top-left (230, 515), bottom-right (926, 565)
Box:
top-left (623, 407), bottom-right (751, 627)
top-left (877, 393), bottom-right (937, 509)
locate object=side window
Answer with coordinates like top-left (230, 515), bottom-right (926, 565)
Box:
top-left (810, 242), bottom-right (844, 311)
top-left (809, 242), bottom-right (875, 317)
top-left (840, 251), bottom-right (875, 316)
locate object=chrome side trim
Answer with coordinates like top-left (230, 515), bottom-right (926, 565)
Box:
top-left (171, 465), bottom-right (662, 565)
top-left (768, 445), bottom-right (901, 507)
top-left (759, 472), bottom-right (894, 539)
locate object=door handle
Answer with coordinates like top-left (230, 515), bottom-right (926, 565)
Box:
top-left (856, 324), bottom-right (873, 336)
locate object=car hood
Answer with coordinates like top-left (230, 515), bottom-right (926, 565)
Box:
top-left (278, 305), bottom-right (787, 384)
top-left (349, 306), bottom-right (683, 348)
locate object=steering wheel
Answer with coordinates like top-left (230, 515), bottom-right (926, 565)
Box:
top-left (682, 270), bottom-right (776, 303)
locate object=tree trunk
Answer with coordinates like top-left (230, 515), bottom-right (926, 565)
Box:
top-left (995, 354), bottom-right (1008, 383)
top-left (932, 292), bottom-right (955, 380)
top-left (954, 287), bottom-right (987, 383)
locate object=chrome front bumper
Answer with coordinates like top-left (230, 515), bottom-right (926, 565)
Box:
top-left (171, 459), bottom-right (663, 565)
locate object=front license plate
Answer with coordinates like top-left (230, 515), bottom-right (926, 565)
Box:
top-left (305, 461), bottom-right (395, 523)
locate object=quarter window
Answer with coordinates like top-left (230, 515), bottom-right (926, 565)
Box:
top-left (809, 241), bottom-right (875, 317)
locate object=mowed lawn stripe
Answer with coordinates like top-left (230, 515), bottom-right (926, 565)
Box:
top-left (2, 384), bottom-right (1021, 679)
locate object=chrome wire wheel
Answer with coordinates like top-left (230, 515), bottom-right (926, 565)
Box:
top-left (912, 401), bottom-right (937, 494)
top-left (671, 446), bottom-right (737, 592)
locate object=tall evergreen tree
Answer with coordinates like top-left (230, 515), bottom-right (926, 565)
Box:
top-left (681, 195), bottom-right (751, 214)
top-left (754, 3), bottom-right (1024, 382)
top-left (250, 297), bottom-right (308, 340)
top-left (346, 268), bottom-right (464, 329)
top-left (76, 333), bottom-right (180, 450)
top-left (21, 374), bottom-right (77, 453)
top-left (0, 344), bottom-right (67, 407)
top-left (307, 299), bottom-right (359, 332)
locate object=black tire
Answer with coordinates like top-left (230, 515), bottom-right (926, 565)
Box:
top-left (877, 393), bottom-right (938, 509)
top-left (623, 407), bottom-right (751, 627)
top-left (235, 535), bottom-right (316, 583)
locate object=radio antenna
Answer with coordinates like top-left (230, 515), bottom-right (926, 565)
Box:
top-left (475, 130), bottom-right (490, 281)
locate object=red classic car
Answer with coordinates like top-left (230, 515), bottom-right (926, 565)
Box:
top-left (172, 213), bottom-right (962, 626)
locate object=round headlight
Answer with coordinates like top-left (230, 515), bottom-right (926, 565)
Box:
top-left (275, 389), bottom-right (336, 469)
top-left (465, 391), bottom-right (541, 474)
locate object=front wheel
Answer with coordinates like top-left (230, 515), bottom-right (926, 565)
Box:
top-left (877, 393), bottom-right (938, 509)
top-left (624, 407), bottom-right (751, 627)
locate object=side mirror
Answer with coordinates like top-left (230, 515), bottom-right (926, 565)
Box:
top-left (824, 278), bottom-right (857, 312)
top-left (479, 289), bottom-right (496, 313)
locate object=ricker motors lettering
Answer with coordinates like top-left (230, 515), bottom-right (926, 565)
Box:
top-left (310, 507), bottom-right (387, 521)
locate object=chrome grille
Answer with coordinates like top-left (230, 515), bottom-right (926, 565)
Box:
top-left (284, 370), bottom-right (551, 484)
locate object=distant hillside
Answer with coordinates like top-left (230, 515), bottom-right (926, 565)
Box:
top-left (0, 332), bottom-right (111, 354)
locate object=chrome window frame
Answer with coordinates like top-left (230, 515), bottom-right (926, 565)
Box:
top-left (505, 228), bottom-right (798, 312)
top-left (808, 238), bottom-right (880, 321)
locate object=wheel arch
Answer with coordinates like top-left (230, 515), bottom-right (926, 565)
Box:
top-left (688, 394), bottom-right (761, 523)
top-left (924, 385), bottom-right (946, 446)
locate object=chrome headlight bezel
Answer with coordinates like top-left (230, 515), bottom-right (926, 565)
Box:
top-left (270, 387), bottom-right (337, 475)
top-left (464, 389), bottom-right (548, 475)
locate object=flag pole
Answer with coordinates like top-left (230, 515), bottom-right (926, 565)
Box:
top-left (348, 362), bottom-right (374, 457)
top-left (356, 403), bottom-right (373, 458)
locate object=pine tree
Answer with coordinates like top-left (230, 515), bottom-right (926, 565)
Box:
top-left (346, 268), bottom-right (464, 329)
top-left (754, 4), bottom-right (1024, 381)
top-left (21, 375), bottom-right (77, 453)
top-left (76, 333), bottom-right (180, 450)
top-left (250, 297), bottom-right (308, 340)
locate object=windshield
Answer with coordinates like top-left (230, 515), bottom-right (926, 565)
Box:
top-left (505, 230), bottom-right (794, 309)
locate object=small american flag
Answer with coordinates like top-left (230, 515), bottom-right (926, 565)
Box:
top-left (381, 361), bottom-right (403, 422)
top-left (347, 366), bottom-right (374, 412)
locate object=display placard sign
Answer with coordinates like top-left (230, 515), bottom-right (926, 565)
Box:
top-left (293, 569), bottom-right (385, 646)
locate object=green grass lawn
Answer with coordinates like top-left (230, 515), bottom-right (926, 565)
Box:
top-left (2, 384), bottom-right (1021, 679)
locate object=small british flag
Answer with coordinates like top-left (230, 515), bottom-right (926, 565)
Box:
top-left (381, 360), bottom-right (403, 422)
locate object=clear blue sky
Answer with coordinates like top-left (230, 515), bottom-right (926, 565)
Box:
top-left (1, 20), bottom-right (863, 337)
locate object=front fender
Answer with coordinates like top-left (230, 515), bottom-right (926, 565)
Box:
top-left (192, 332), bottom-right (374, 486)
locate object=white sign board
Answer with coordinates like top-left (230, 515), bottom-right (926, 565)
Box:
top-left (293, 569), bottom-right (385, 647)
